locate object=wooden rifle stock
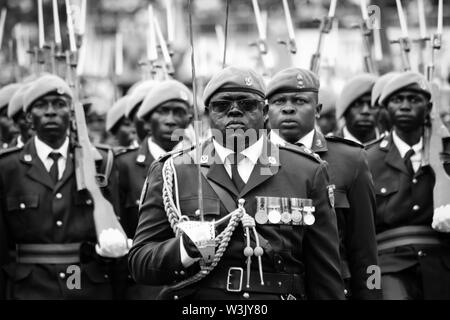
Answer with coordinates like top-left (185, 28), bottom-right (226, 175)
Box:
top-left (422, 33), bottom-right (450, 213)
top-left (65, 50), bottom-right (126, 240)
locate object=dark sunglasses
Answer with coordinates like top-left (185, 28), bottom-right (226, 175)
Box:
top-left (209, 99), bottom-right (264, 114)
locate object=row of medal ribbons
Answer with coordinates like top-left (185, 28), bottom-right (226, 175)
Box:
top-left (254, 196), bottom-right (316, 226)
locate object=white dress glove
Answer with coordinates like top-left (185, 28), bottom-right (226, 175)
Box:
top-left (432, 205), bottom-right (450, 233)
top-left (95, 228), bottom-right (133, 258)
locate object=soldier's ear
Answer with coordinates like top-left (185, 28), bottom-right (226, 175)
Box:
top-left (263, 103), bottom-right (269, 123)
top-left (315, 103), bottom-right (323, 118)
top-left (25, 113), bottom-right (34, 130)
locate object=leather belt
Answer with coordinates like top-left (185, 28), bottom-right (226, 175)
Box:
top-left (10, 243), bottom-right (82, 264)
top-left (376, 226), bottom-right (448, 252)
top-left (199, 266), bottom-right (306, 296)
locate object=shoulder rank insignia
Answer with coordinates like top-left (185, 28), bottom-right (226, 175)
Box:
top-left (136, 154), bottom-right (146, 163)
top-left (327, 184), bottom-right (335, 208)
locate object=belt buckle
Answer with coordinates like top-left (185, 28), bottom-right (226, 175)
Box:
top-left (226, 267), bottom-right (243, 292)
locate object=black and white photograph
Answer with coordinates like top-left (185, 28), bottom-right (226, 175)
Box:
top-left (0, 0), bottom-right (449, 309)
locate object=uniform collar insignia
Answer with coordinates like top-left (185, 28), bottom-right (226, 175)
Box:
top-left (380, 139), bottom-right (389, 149)
top-left (315, 138), bottom-right (323, 148)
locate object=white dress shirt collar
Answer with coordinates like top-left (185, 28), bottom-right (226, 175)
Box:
top-left (34, 135), bottom-right (69, 163)
top-left (269, 129), bottom-right (315, 149)
top-left (342, 126), bottom-right (363, 145)
top-left (147, 137), bottom-right (168, 160)
top-left (392, 130), bottom-right (423, 158)
top-left (212, 135), bottom-right (264, 165)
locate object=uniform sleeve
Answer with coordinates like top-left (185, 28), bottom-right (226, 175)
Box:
top-left (304, 162), bottom-right (345, 299)
top-left (128, 160), bottom-right (197, 285)
top-left (346, 149), bottom-right (381, 299)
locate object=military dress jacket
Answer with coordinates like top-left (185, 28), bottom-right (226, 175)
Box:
top-left (366, 133), bottom-right (450, 298)
top-left (0, 139), bottom-right (120, 300)
top-left (114, 137), bottom-right (162, 300)
top-left (128, 138), bottom-right (345, 300)
top-left (311, 131), bottom-right (380, 300)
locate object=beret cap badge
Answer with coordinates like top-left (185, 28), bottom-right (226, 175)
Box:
top-left (179, 90), bottom-right (188, 101)
top-left (244, 76), bottom-right (253, 87)
top-left (418, 79), bottom-right (427, 90)
top-left (296, 73), bottom-right (305, 88)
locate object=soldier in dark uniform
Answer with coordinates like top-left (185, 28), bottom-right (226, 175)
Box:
top-left (335, 74), bottom-right (381, 145)
top-left (128, 66), bottom-right (344, 300)
top-left (0, 83), bottom-right (21, 149)
top-left (367, 71), bottom-right (450, 299)
top-left (266, 67), bottom-right (380, 300)
top-left (0, 74), bottom-right (121, 299)
top-left (371, 72), bottom-right (400, 135)
top-left (115, 79), bottom-right (193, 299)
top-left (7, 83), bottom-right (34, 148)
top-left (317, 87), bottom-right (337, 136)
top-left (105, 95), bottom-right (137, 151)
top-left (125, 80), bottom-right (158, 143)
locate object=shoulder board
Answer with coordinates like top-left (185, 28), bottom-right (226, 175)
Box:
top-left (158, 144), bottom-right (196, 162)
top-left (94, 143), bottom-right (113, 151)
top-left (113, 145), bottom-right (139, 156)
top-left (280, 143), bottom-right (322, 163)
top-left (365, 135), bottom-right (385, 149)
top-left (0, 145), bottom-right (23, 157)
top-left (325, 135), bottom-right (364, 148)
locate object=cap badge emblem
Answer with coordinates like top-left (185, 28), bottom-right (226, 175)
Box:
top-left (418, 79), bottom-right (427, 90)
top-left (296, 74), bottom-right (305, 88)
top-left (179, 90), bottom-right (188, 101)
top-left (56, 87), bottom-right (64, 95)
top-left (244, 76), bottom-right (253, 87)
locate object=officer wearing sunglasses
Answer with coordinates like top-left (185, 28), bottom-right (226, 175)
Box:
top-left (129, 66), bottom-right (344, 300)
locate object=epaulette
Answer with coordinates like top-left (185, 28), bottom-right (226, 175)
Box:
top-left (325, 135), bottom-right (364, 148)
top-left (158, 144), bottom-right (196, 162)
top-left (0, 145), bottom-right (23, 157)
top-left (280, 143), bottom-right (322, 163)
top-left (113, 145), bottom-right (139, 157)
top-left (365, 135), bottom-right (385, 149)
top-left (93, 143), bottom-right (113, 151)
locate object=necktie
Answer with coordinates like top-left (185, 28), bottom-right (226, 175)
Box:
top-left (49, 152), bottom-right (62, 184)
top-left (228, 153), bottom-right (245, 193)
top-left (404, 149), bottom-right (415, 176)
